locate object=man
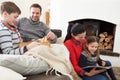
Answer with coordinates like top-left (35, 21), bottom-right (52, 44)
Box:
top-left (16, 3), bottom-right (57, 43)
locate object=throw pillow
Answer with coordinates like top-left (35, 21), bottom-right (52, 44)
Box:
top-left (0, 66), bottom-right (26, 80)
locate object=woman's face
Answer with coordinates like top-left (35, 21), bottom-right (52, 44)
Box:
top-left (72, 32), bottom-right (86, 42)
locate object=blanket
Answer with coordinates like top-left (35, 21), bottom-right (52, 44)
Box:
top-left (24, 44), bottom-right (74, 80)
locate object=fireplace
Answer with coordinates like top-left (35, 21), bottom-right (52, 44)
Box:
top-left (67, 18), bottom-right (116, 51)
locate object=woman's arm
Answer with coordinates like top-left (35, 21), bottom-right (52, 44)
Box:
top-left (84, 68), bottom-right (105, 76)
top-left (64, 41), bottom-right (85, 76)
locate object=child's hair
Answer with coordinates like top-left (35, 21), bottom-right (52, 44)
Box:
top-left (83, 36), bottom-right (100, 60)
top-left (0, 1), bottom-right (21, 15)
top-left (64, 23), bottom-right (86, 42)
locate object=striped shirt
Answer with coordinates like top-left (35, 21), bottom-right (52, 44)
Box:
top-left (0, 21), bottom-right (26, 55)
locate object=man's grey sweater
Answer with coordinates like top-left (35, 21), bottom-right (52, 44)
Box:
top-left (17, 17), bottom-right (57, 43)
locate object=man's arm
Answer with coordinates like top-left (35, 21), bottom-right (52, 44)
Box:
top-left (46, 31), bottom-right (57, 43)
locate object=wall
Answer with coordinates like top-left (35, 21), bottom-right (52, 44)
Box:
top-left (1, 0), bottom-right (120, 53)
top-left (0, 0), bottom-right (50, 22)
top-left (50, 0), bottom-right (120, 53)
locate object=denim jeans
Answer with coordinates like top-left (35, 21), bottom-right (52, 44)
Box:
top-left (82, 60), bottom-right (117, 80)
top-left (82, 74), bottom-right (108, 80)
top-left (105, 61), bottom-right (117, 80)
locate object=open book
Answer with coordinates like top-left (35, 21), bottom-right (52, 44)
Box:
top-left (83, 66), bottom-right (112, 69)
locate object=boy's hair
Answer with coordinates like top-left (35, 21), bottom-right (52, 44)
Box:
top-left (83, 36), bottom-right (100, 60)
top-left (30, 3), bottom-right (42, 12)
top-left (0, 1), bottom-right (21, 15)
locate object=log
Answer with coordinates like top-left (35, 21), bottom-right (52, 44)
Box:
top-left (99, 33), bottom-right (105, 38)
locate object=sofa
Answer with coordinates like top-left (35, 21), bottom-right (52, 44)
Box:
top-left (0, 29), bottom-right (119, 80)
top-left (25, 72), bottom-right (71, 80)
top-left (0, 29), bottom-right (73, 80)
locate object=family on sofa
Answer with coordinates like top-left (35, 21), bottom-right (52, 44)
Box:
top-left (0, 1), bottom-right (72, 80)
top-left (0, 1), bottom-right (116, 80)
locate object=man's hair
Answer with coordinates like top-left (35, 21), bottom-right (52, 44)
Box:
top-left (0, 1), bottom-right (21, 15)
top-left (30, 3), bottom-right (42, 12)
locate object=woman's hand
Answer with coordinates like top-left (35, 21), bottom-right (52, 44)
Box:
top-left (102, 61), bottom-right (106, 66)
top-left (85, 68), bottom-right (105, 76)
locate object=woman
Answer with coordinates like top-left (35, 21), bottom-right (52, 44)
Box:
top-left (64, 23), bottom-right (108, 80)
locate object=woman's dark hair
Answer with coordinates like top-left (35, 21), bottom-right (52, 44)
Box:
top-left (64, 23), bottom-right (86, 42)
top-left (71, 23), bottom-right (86, 36)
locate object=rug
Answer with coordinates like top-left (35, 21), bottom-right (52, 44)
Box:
top-left (112, 67), bottom-right (120, 80)
top-left (71, 67), bottom-right (120, 80)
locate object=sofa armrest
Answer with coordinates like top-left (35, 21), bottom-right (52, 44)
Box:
top-left (51, 29), bottom-right (62, 38)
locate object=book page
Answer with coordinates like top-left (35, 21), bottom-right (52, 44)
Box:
top-left (83, 66), bottom-right (112, 69)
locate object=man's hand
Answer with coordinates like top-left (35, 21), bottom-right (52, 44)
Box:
top-left (46, 31), bottom-right (56, 40)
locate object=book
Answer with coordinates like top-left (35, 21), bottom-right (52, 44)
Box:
top-left (83, 66), bottom-right (112, 69)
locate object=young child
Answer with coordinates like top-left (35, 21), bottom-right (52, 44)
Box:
top-left (79, 36), bottom-right (116, 80)
top-left (0, 1), bottom-right (41, 54)
top-left (64, 23), bottom-right (109, 80)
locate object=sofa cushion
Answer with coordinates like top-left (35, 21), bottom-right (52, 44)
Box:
top-left (0, 66), bottom-right (26, 80)
top-left (51, 29), bottom-right (62, 38)
top-left (0, 55), bottom-right (49, 75)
